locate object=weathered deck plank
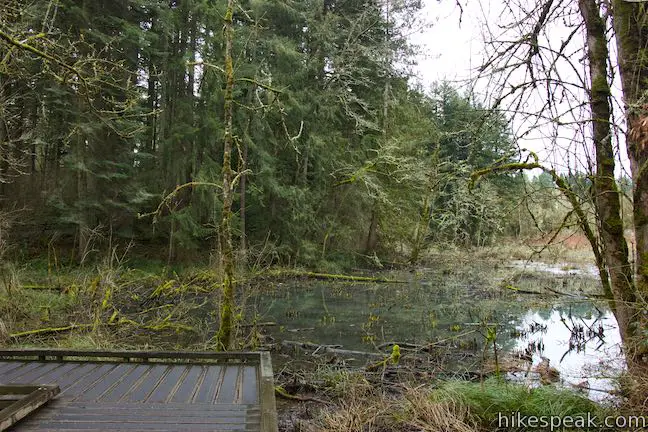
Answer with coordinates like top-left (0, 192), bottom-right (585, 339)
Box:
top-left (11, 364), bottom-right (60, 384)
top-left (0, 385), bottom-right (60, 431)
top-left (193, 365), bottom-right (223, 403)
top-left (169, 365), bottom-right (203, 403)
top-left (0, 350), bottom-right (277, 432)
top-left (0, 365), bottom-right (42, 383)
top-left (99, 364), bottom-right (150, 403)
top-left (216, 366), bottom-right (240, 404)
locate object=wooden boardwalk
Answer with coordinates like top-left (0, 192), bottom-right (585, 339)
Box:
top-left (0, 349), bottom-right (277, 432)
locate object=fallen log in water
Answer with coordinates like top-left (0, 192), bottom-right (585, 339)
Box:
top-left (266, 270), bottom-right (406, 283)
top-left (281, 340), bottom-right (384, 358)
top-left (240, 321), bottom-right (277, 328)
top-left (500, 284), bottom-right (545, 295)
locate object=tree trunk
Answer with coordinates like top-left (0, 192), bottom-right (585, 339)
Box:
top-left (147, 17), bottom-right (158, 154)
top-left (215, 0), bottom-right (237, 351)
top-left (579, 0), bottom-right (635, 342)
top-left (239, 80), bottom-right (257, 264)
top-left (612, 0), bottom-right (648, 295)
top-left (364, 0), bottom-right (392, 259)
top-left (611, 0), bottom-right (648, 368)
top-left (240, 129), bottom-right (248, 262)
top-left (0, 82), bottom-right (7, 194)
top-left (410, 194), bottom-right (431, 264)
top-left (365, 206), bottom-right (379, 254)
top-left (167, 217), bottom-right (175, 267)
top-left (74, 96), bottom-right (88, 265)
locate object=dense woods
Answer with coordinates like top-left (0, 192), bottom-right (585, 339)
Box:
top-left (0, 0), bottom-right (522, 268)
top-left (3, 0), bottom-right (648, 417)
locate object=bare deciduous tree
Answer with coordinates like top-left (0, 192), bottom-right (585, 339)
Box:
top-left (474, 0), bottom-right (648, 367)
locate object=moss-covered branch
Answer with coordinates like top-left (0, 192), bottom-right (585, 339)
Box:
top-left (274, 386), bottom-right (330, 404)
top-left (266, 269), bottom-right (406, 283)
top-left (471, 154), bottom-right (611, 296)
top-left (0, 29), bottom-right (81, 82)
top-left (138, 181), bottom-right (222, 222)
top-left (9, 324), bottom-right (93, 340)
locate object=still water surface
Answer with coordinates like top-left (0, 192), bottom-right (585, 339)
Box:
top-left (253, 262), bottom-right (623, 400)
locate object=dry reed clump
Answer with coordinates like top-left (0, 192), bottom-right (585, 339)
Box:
top-left (318, 398), bottom-right (385, 432)
top-left (0, 318), bottom-right (8, 343)
top-left (315, 385), bottom-right (477, 432)
top-left (398, 387), bottom-right (478, 432)
top-left (619, 369), bottom-right (648, 414)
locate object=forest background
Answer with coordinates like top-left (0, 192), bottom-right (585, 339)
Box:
top-left (0, 0), bottom-right (570, 272)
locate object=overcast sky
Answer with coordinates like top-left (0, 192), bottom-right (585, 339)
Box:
top-left (409, 0), bottom-right (631, 177)
top-left (410, 1), bottom-right (483, 87)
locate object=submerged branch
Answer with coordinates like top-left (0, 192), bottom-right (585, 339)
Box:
top-left (281, 340), bottom-right (384, 358)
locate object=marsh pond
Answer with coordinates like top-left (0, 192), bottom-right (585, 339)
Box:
top-left (252, 258), bottom-right (622, 401)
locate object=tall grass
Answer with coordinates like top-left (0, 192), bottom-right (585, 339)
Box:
top-left (432, 379), bottom-right (612, 431)
top-left (314, 377), bottom-right (612, 432)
